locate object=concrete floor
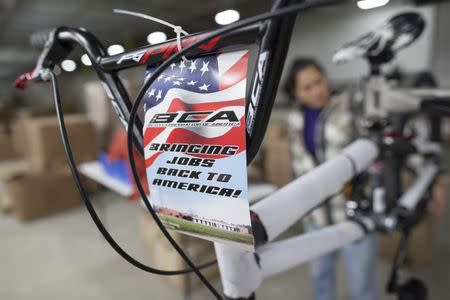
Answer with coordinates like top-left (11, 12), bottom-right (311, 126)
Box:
top-left (1, 190), bottom-right (449, 300)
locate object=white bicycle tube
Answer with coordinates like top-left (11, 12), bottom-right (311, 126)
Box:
top-left (399, 162), bottom-right (438, 212)
top-left (251, 138), bottom-right (378, 241)
top-left (257, 220), bottom-right (371, 279)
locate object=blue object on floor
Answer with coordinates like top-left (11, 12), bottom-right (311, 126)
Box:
top-left (98, 153), bottom-right (132, 184)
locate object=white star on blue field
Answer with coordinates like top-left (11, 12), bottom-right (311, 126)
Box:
top-left (144, 54), bottom-right (220, 110)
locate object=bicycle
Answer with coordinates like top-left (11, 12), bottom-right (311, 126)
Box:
top-left (15, 0), bottom-right (450, 299)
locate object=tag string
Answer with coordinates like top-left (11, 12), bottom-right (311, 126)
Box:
top-left (113, 8), bottom-right (190, 62)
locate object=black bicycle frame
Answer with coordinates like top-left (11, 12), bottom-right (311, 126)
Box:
top-left (34, 0), bottom-right (297, 164)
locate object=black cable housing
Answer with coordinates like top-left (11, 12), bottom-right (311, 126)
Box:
top-left (49, 70), bottom-right (216, 277)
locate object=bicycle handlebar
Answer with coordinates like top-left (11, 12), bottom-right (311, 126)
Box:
top-left (16, 26), bottom-right (146, 153)
top-left (30, 28), bottom-right (56, 48)
top-left (15, 0), bottom-right (299, 164)
top-left (15, 27), bottom-right (106, 91)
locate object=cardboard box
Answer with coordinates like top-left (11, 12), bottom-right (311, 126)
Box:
top-left (83, 81), bottom-right (118, 150)
top-left (263, 141), bottom-right (293, 187)
top-left (15, 107), bottom-right (55, 119)
top-left (25, 115), bottom-right (98, 172)
top-left (379, 215), bottom-right (436, 268)
top-left (443, 118), bottom-right (450, 145)
top-left (260, 119), bottom-right (293, 187)
top-left (0, 133), bottom-right (17, 161)
top-left (247, 163), bottom-right (265, 182)
top-left (0, 160), bottom-right (29, 213)
top-left (138, 211), bottom-right (219, 292)
top-left (2, 169), bottom-right (95, 222)
top-left (151, 241), bottom-right (219, 292)
top-left (0, 102), bottom-right (12, 133)
top-left (11, 115), bottom-right (29, 157)
top-left (12, 107), bottom-right (79, 157)
top-left (264, 119), bottom-right (288, 140)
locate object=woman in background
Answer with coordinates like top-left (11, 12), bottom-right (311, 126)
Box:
top-left (284, 58), bottom-right (447, 300)
top-left (284, 57), bottom-right (379, 300)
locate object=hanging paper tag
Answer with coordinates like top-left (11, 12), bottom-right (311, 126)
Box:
top-left (142, 50), bottom-right (254, 251)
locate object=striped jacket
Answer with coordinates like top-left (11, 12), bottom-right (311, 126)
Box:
top-left (287, 92), bottom-right (354, 226)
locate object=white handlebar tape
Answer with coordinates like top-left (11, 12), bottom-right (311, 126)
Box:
top-left (399, 162), bottom-right (438, 212)
top-left (257, 220), bottom-right (369, 279)
top-left (214, 242), bottom-right (263, 299)
top-left (413, 141), bottom-right (443, 156)
top-left (215, 219), bottom-right (372, 298)
top-left (251, 138), bottom-right (378, 241)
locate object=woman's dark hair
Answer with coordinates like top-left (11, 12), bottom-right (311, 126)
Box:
top-left (412, 71), bottom-right (437, 88)
top-left (283, 57), bottom-right (325, 100)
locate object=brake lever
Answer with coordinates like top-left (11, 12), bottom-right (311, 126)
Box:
top-left (14, 71), bottom-right (35, 90)
top-left (14, 27), bottom-right (73, 90)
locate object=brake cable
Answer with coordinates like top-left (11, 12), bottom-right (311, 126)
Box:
top-left (47, 69), bottom-right (216, 276)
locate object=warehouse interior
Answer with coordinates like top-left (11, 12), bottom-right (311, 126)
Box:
top-left (1, 0), bottom-right (450, 299)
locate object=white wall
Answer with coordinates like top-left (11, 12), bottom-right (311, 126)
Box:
top-left (279, 0), bottom-right (437, 101)
top-left (432, 2), bottom-right (450, 87)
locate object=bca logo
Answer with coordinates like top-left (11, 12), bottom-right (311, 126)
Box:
top-left (247, 50), bottom-right (269, 134)
top-left (149, 110), bottom-right (240, 127)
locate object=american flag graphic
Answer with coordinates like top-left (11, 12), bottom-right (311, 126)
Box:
top-left (143, 50), bottom-right (249, 168)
